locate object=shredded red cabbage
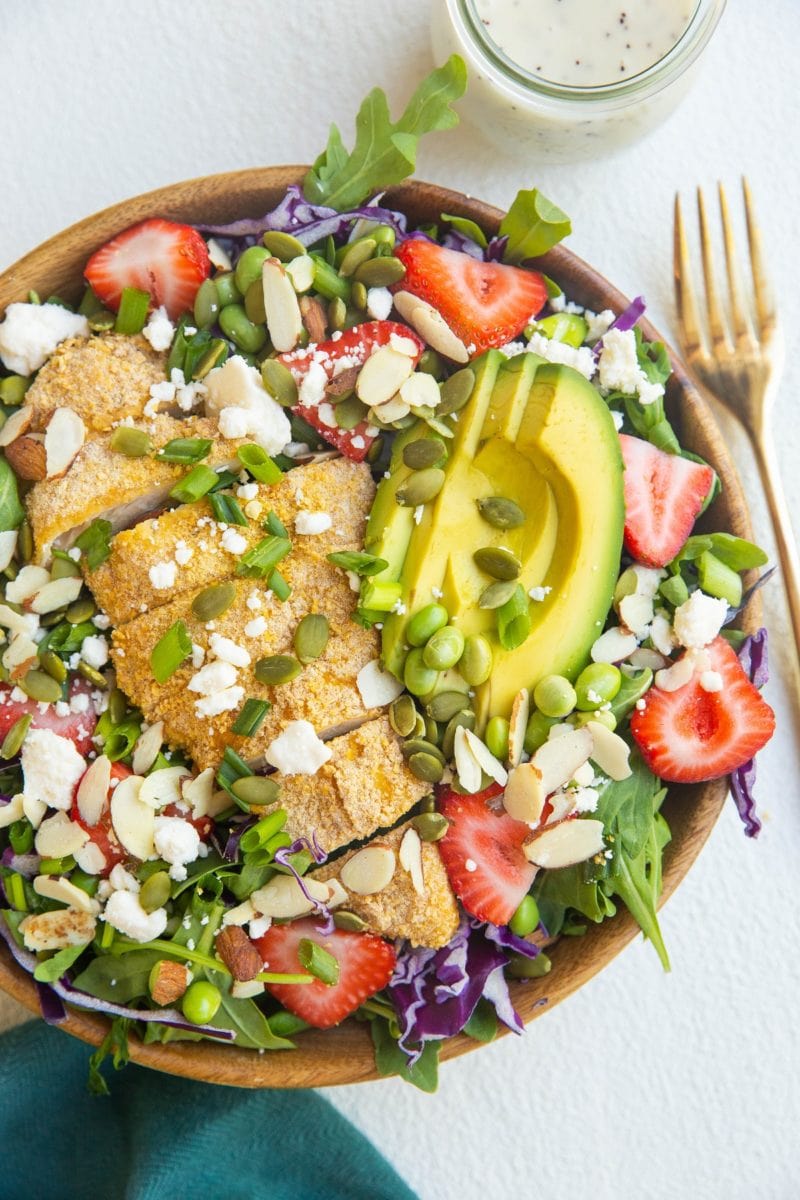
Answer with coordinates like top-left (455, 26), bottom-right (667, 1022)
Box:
top-left (593, 295), bottom-right (647, 358)
top-left (731, 627), bottom-right (770, 837)
top-left (0, 847), bottom-right (40, 878)
top-left (36, 981), bottom-right (66, 1025)
top-left (221, 815), bottom-right (256, 863)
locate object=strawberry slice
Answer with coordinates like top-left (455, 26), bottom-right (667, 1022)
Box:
top-left (255, 918), bottom-right (396, 1029)
top-left (437, 784), bottom-right (537, 926)
top-left (0, 676), bottom-right (97, 756)
top-left (84, 218), bottom-right (210, 319)
top-left (630, 636), bottom-right (775, 782)
top-left (620, 434), bottom-right (714, 568)
top-left (70, 761), bottom-right (130, 876)
top-left (278, 320), bottom-right (424, 462)
top-left (392, 239), bottom-right (547, 358)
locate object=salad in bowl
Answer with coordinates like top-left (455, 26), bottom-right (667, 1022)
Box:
top-left (0, 59), bottom-right (775, 1091)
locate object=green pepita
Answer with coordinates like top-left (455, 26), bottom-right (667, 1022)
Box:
top-left (191, 581), bottom-right (237, 622)
top-left (78, 661), bottom-right (108, 688)
top-left (21, 669), bottom-right (62, 704)
top-left (353, 256), bottom-right (406, 288)
top-left (402, 438), bottom-right (447, 470)
top-left (426, 690), bottom-right (469, 723)
top-left (192, 339), bottom-right (228, 381)
top-left (477, 496), bottom-right (526, 530)
top-left (396, 468), bottom-right (446, 507)
top-left (478, 579), bottom-right (519, 609)
top-left (139, 871), bottom-right (171, 913)
top-left (389, 695), bottom-right (418, 738)
top-left (231, 774), bottom-right (281, 806)
top-left (262, 231), bottom-right (306, 262)
top-left (254, 655), bottom-right (302, 686)
top-left (351, 281), bottom-right (368, 310)
top-left (327, 296), bottom-right (347, 332)
top-left (244, 278), bottom-right (267, 325)
top-left (17, 521), bottom-right (33, 565)
top-left (408, 751), bottom-right (445, 784)
top-left (50, 557), bottom-right (81, 580)
top-left (339, 238), bottom-right (376, 278)
top-left (294, 614), bottom-right (329, 664)
top-left (400, 737), bottom-right (445, 766)
top-left (39, 609), bottom-right (66, 628)
top-left (333, 911), bottom-right (369, 933)
top-left (418, 349), bottom-right (444, 379)
top-left (109, 426), bottom-right (152, 458)
top-left (65, 597), bottom-right (96, 625)
top-left (441, 709), bottom-right (476, 758)
top-left (108, 687), bottom-right (128, 726)
top-left (0, 713), bottom-right (32, 759)
top-left (40, 650), bottom-right (67, 684)
top-left (334, 394), bottom-right (368, 430)
top-left (423, 714), bottom-right (440, 745)
top-left (412, 811), bottom-right (449, 842)
top-left (473, 546), bottom-right (522, 581)
top-left (261, 359), bottom-right (298, 407)
top-left (437, 368), bottom-right (475, 415)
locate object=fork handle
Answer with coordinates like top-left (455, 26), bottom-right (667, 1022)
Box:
top-left (751, 428), bottom-right (800, 665)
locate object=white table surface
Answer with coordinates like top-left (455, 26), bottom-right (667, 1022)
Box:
top-left (2, 3), bottom-right (799, 1197)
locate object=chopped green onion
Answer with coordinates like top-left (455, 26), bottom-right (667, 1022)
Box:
top-left (114, 287), bottom-right (151, 335)
top-left (74, 519), bottom-right (112, 571)
top-left (496, 584), bottom-right (531, 651)
top-left (5, 872), bottom-right (27, 911)
top-left (8, 819), bottom-right (33, 855)
top-left (169, 464), bottom-right (219, 504)
top-left (360, 580), bottom-right (402, 612)
top-left (264, 510), bottom-right (288, 538)
top-left (150, 620), bottom-right (192, 683)
top-left (209, 469), bottom-right (239, 493)
top-left (156, 438), bottom-right (213, 464)
top-left (98, 920), bottom-right (115, 950)
top-left (255, 971), bottom-right (315, 985)
top-left (109, 426), bottom-right (152, 457)
top-left (236, 535), bottom-right (291, 579)
top-left (38, 855), bottom-right (76, 875)
top-left (231, 698), bottom-right (271, 738)
top-left (297, 938), bottom-right (340, 986)
top-left (237, 444), bottom-right (283, 484)
top-left (216, 745), bottom-right (255, 809)
top-left (239, 810), bottom-right (288, 853)
top-left (268, 569), bottom-right (291, 602)
top-left (327, 550), bottom-right (389, 577)
top-left (209, 492), bottom-right (248, 526)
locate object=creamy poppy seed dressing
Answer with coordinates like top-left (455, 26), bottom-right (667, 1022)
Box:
top-left (474, 0), bottom-right (697, 86)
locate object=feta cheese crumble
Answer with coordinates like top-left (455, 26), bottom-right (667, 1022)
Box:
top-left (220, 527), bottom-right (248, 555)
top-left (264, 720), bottom-right (332, 776)
top-left (204, 355), bottom-right (291, 455)
top-left (80, 634), bottom-right (109, 670)
top-left (672, 590), bottom-right (728, 649)
top-left (295, 510), bottom-right (332, 535)
top-left (525, 331), bottom-right (596, 380)
top-left (597, 328), bottom-right (664, 406)
top-left (103, 890), bottom-right (168, 943)
top-left (21, 729), bottom-right (87, 812)
top-left (142, 306), bottom-right (175, 352)
top-left (153, 815), bottom-right (201, 882)
top-left (149, 561), bottom-right (177, 590)
top-left (0, 303), bottom-right (90, 376)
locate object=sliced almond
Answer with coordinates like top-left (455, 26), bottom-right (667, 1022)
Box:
top-left (591, 626), bottom-right (638, 664)
top-left (502, 762), bottom-right (546, 824)
top-left (287, 254), bottom-right (316, 295)
top-left (370, 394), bottom-right (410, 422)
top-left (2, 633), bottom-right (39, 677)
top-left (19, 907), bottom-right (96, 952)
top-left (139, 765), bottom-right (191, 810)
top-left (0, 603), bottom-right (37, 637)
top-left (74, 841), bottom-right (108, 876)
top-left (524, 817), bottom-right (605, 868)
top-left (132, 720), bottom-right (165, 775)
top-left (453, 723), bottom-right (482, 793)
top-left (398, 371), bottom-right (441, 410)
top-left (571, 760), bottom-right (596, 788)
top-left (22, 796), bottom-right (47, 830)
top-left (324, 365), bottom-right (361, 399)
top-left (324, 877), bottom-right (349, 909)
top-left (399, 827), bottom-right (425, 896)
top-left (356, 345), bottom-right (415, 409)
top-left (149, 960), bottom-right (192, 1005)
top-left (532, 727), bottom-right (594, 796)
top-left (628, 647), bottom-right (669, 671)
top-left (544, 789), bottom-right (578, 826)
top-left (6, 565), bottom-right (50, 604)
top-left (262, 257), bottom-right (303, 352)
top-left (649, 613), bottom-right (676, 657)
top-left (0, 794), bottom-right (24, 830)
top-left (464, 728), bottom-right (508, 786)
top-left (4, 435), bottom-right (46, 480)
top-left (110, 774), bottom-right (154, 860)
top-left (34, 811), bottom-right (89, 858)
top-left (0, 531), bottom-right (17, 573)
top-left (29, 576), bottom-right (83, 615)
top-left (631, 565), bottom-right (665, 597)
top-left (76, 754), bottom-right (112, 827)
top-left (232, 979), bottom-right (265, 999)
top-left (222, 899), bottom-right (256, 927)
top-left (33, 874), bottom-right (100, 914)
top-left (251, 874), bottom-right (330, 920)
top-left (340, 844), bottom-right (396, 896)
top-left (618, 592), bottom-right (654, 638)
top-left (44, 407), bottom-right (86, 478)
top-left (587, 721), bottom-right (632, 781)
top-left (0, 406), bottom-right (33, 448)
top-left (392, 291), bottom-right (470, 363)
top-left (508, 687), bottom-right (530, 767)
top-left (182, 767), bottom-right (225, 819)
top-left (654, 653), bottom-right (695, 692)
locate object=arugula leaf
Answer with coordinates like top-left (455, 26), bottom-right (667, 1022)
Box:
top-left (606, 809), bottom-right (672, 971)
top-left (304, 56), bottom-right (467, 211)
top-left (370, 1018), bottom-right (439, 1092)
top-left (499, 188), bottom-right (572, 262)
top-left (73, 949), bottom-right (161, 1003)
top-left (0, 458), bottom-right (25, 530)
top-left (204, 968), bottom-right (295, 1051)
top-left (33, 942), bottom-right (88, 983)
top-left (87, 1016), bottom-right (132, 1096)
top-left (463, 998), bottom-right (498, 1043)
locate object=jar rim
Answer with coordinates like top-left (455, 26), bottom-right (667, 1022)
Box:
top-left (456, 0), bottom-right (727, 101)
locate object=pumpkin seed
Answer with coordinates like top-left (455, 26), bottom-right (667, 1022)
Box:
top-left (21, 669), bottom-right (62, 703)
top-left (254, 655), bottom-right (302, 686)
top-left (396, 468), bottom-right (445, 507)
top-left (193, 278), bottom-right (220, 329)
top-left (108, 687), bottom-right (128, 726)
top-left (88, 311), bottom-right (115, 333)
top-left (478, 579), bottom-right (518, 609)
top-left (423, 714), bottom-right (440, 744)
top-left (354, 257), bottom-right (406, 287)
top-left (473, 546), bottom-right (521, 581)
top-left (17, 521), bottom-right (33, 564)
top-left (40, 650), bottom-right (67, 684)
top-left (418, 349), bottom-right (444, 379)
top-left (426, 690), bottom-right (469, 723)
top-left (192, 581), bottom-right (237, 622)
top-left (140, 871), bottom-right (172, 913)
top-left (334, 394), bottom-right (367, 430)
top-left (50, 557), bottom-right (81, 580)
top-left (437, 367), bottom-right (475, 415)
top-left (402, 438), bottom-right (446, 470)
top-left (441, 709), bottom-right (476, 758)
top-left (192, 339), bottom-right (228, 380)
top-left (419, 793), bottom-right (436, 814)
top-left (262, 231), bottom-right (306, 262)
top-left (110, 426), bottom-right (152, 458)
top-left (78, 662), bottom-right (108, 688)
top-left (400, 737), bottom-right (445, 766)
top-left (477, 496), bottom-right (525, 530)
top-left (327, 296), bottom-right (347, 331)
top-left (39, 609), bottom-right (66, 628)
top-left (231, 775), bottom-right (281, 806)
top-left (0, 712), bottom-right (32, 759)
top-left (389, 695), bottom-right (418, 738)
top-left (410, 711), bottom-right (427, 739)
top-left (333, 910), bottom-right (369, 933)
top-left (65, 597), bottom-right (96, 625)
top-left (294, 613), bottom-right (329, 664)
top-left (408, 751), bottom-right (444, 784)
top-left (412, 811), bottom-right (449, 842)
top-left (351, 281), bottom-right (368, 310)
top-left (365, 435), bottom-right (384, 464)
top-left (244, 278), bottom-right (267, 325)
top-left (261, 359), bottom-right (298, 407)
top-left (339, 238), bottom-right (376, 278)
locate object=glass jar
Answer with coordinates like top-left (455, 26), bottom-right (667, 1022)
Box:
top-left (431, 0), bottom-right (727, 163)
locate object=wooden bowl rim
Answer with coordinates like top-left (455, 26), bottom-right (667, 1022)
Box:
top-left (0, 167), bottom-right (755, 1089)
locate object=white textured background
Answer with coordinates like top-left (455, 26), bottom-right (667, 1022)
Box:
top-left (2, 3), bottom-right (799, 1197)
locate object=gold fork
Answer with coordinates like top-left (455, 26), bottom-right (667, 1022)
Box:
top-left (674, 179), bottom-right (800, 660)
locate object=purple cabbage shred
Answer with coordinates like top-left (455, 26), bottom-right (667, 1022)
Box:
top-left (731, 627), bottom-right (770, 838)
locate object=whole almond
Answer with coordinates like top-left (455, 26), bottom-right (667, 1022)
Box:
top-left (5, 435), bottom-right (46, 480)
top-left (300, 294), bottom-right (328, 344)
top-left (215, 925), bottom-right (263, 981)
top-left (150, 960), bottom-right (192, 1005)
top-left (324, 365), bottom-right (361, 399)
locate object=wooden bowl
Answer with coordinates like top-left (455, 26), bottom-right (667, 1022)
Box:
top-left (0, 169), bottom-right (755, 1088)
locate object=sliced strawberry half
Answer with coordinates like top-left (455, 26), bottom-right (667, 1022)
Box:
top-left (630, 636), bottom-right (775, 782)
top-left (620, 434), bottom-right (715, 568)
top-left (255, 918), bottom-right (396, 1029)
top-left (84, 218), bottom-right (210, 319)
top-left (278, 320), bottom-right (424, 462)
top-left (392, 239), bottom-right (548, 358)
top-left (437, 783), bottom-right (537, 926)
top-left (70, 761), bottom-right (130, 876)
top-left (0, 676), bottom-right (97, 756)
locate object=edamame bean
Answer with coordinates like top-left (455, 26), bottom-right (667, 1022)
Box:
top-left (219, 304), bottom-right (267, 354)
top-left (533, 674), bottom-right (577, 719)
top-left (571, 708), bottom-right (617, 731)
top-left (507, 951), bottom-right (551, 979)
top-left (406, 603), bottom-right (448, 647)
top-left (403, 648), bottom-right (439, 697)
top-left (485, 716), bottom-right (509, 762)
top-left (213, 272), bottom-right (242, 307)
top-left (574, 662), bottom-right (622, 711)
top-left (182, 981), bottom-right (222, 1024)
top-left (524, 710), bottom-right (558, 754)
top-left (422, 625), bottom-right (465, 671)
top-left (459, 634), bottom-right (492, 686)
top-left (234, 245), bottom-right (270, 294)
top-left (509, 894), bottom-right (540, 937)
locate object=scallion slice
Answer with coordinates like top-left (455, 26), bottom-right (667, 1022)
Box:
top-left (231, 698), bottom-right (271, 738)
top-left (237, 444), bottom-right (283, 484)
top-left (209, 492), bottom-right (248, 526)
top-left (150, 620), bottom-right (192, 683)
top-left (297, 938), bottom-right (340, 986)
top-left (156, 437), bottom-right (213, 464)
top-left (114, 287), bottom-right (150, 335)
top-left (74, 519), bottom-right (112, 571)
top-left (496, 584), bottom-right (531, 651)
top-left (169, 464), bottom-right (220, 504)
top-left (264, 510), bottom-right (288, 538)
top-left (236, 535), bottom-right (291, 580)
top-left (327, 550), bottom-right (389, 577)
top-left (268, 569), bottom-right (291, 602)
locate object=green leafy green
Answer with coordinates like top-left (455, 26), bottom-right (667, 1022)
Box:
top-left (441, 213), bottom-right (488, 249)
top-left (74, 518), bottom-right (112, 570)
top-left (33, 942), bottom-right (88, 983)
top-left (463, 998), bottom-right (498, 1043)
top-left (0, 458), bottom-right (25, 530)
top-left (73, 949), bottom-right (161, 1003)
top-left (87, 1016), bottom-right (132, 1095)
top-left (304, 56), bottom-right (467, 211)
top-left (370, 1018), bottom-right (439, 1092)
top-left (669, 531), bottom-right (768, 575)
top-left (205, 968), bottom-right (295, 1051)
top-left (499, 188), bottom-right (572, 263)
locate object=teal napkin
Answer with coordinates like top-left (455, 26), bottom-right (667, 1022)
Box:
top-left (0, 1023), bottom-right (417, 1200)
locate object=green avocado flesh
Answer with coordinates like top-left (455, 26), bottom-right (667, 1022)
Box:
top-left (367, 352), bottom-right (625, 730)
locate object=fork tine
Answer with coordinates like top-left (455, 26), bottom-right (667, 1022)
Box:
top-left (717, 182), bottom-right (754, 349)
top-left (696, 186), bottom-right (730, 354)
top-left (742, 177), bottom-right (776, 340)
top-left (673, 193), bottom-right (705, 361)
